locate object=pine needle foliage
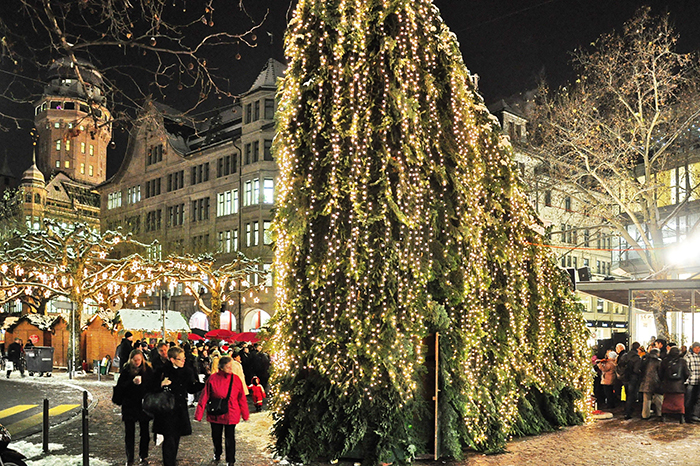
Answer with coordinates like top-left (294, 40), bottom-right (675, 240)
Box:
top-left (269, 0), bottom-right (592, 462)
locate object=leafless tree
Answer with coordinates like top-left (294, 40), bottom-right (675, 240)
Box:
top-left (0, 0), bottom-right (274, 131)
top-left (530, 7), bottom-right (700, 339)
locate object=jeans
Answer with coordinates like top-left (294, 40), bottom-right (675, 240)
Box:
top-left (210, 423), bottom-right (236, 463)
top-left (124, 418), bottom-right (150, 462)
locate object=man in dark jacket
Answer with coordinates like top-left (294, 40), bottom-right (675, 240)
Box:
top-left (149, 341), bottom-right (170, 373)
top-left (117, 332), bottom-right (134, 371)
top-left (6, 338), bottom-right (24, 378)
top-left (620, 341), bottom-right (643, 419)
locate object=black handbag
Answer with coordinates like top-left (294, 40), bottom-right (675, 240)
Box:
top-left (111, 384), bottom-right (124, 406)
top-left (142, 389), bottom-right (175, 416)
top-left (206, 374), bottom-right (234, 416)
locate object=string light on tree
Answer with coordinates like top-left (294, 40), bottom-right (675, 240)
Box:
top-left (269, 0), bottom-right (591, 462)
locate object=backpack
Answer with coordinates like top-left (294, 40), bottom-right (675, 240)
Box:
top-left (667, 359), bottom-right (683, 381)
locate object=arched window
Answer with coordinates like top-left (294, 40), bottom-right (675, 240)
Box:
top-left (243, 309), bottom-right (270, 332)
top-left (34, 193), bottom-right (41, 204)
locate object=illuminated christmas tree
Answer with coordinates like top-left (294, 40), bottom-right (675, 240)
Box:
top-left (270, 0), bottom-right (591, 462)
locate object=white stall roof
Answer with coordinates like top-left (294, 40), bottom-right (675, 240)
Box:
top-left (117, 309), bottom-right (190, 332)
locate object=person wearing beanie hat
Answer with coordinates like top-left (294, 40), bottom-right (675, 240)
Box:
top-left (116, 331), bottom-right (135, 371)
top-left (685, 341), bottom-right (700, 422)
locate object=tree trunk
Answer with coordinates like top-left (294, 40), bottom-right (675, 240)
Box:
top-left (652, 306), bottom-right (670, 341)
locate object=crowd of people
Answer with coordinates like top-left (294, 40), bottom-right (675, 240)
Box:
top-left (112, 333), bottom-right (270, 466)
top-left (593, 337), bottom-right (700, 423)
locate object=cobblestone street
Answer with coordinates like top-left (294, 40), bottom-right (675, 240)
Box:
top-left (10, 372), bottom-right (700, 465)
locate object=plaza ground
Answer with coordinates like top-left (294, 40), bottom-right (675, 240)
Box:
top-left (6, 372), bottom-right (700, 465)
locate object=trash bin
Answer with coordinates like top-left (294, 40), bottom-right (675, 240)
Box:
top-left (25, 346), bottom-right (54, 376)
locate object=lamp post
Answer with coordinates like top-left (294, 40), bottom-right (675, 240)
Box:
top-left (162, 289), bottom-right (170, 342)
top-left (69, 300), bottom-right (75, 380)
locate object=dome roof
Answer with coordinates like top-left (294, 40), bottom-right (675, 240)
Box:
top-left (45, 57), bottom-right (105, 89)
top-left (22, 162), bottom-right (45, 185)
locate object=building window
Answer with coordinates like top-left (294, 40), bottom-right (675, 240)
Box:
top-left (245, 104), bottom-right (252, 124)
top-left (263, 221), bottom-right (272, 245)
top-left (147, 144), bottom-right (163, 166)
top-left (217, 189), bottom-right (239, 217)
top-left (264, 99), bottom-right (275, 120)
top-left (217, 155), bottom-right (235, 177)
top-left (252, 141), bottom-right (259, 163)
top-left (168, 204), bottom-right (185, 227)
top-left (253, 178), bottom-right (260, 204)
top-left (253, 221), bottom-right (259, 246)
top-left (55, 160), bottom-right (60, 168)
top-left (64, 160), bottom-right (70, 168)
top-left (54, 122), bottom-right (61, 128)
top-left (107, 191), bottom-right (123, 210)
top-left (128, 185), bottom-right (141, 204)
top-left (191, 164), bottom-right (209, 185)
top-left (55, 139), bottom-right (61, 151)
top-left (584, 229), bottom-right (589, 247)
top-left (89, 144), bottom-right (94, 156)
top-left (246, 223), bottom-right (251, 247)
top-left (544, 190), bottom-right (552, 207)
top-left (564, 196), bottom-right (571, 212)
top-left (191, 198), bottom-right (210, 222)
top-left (244, 144), bottom-right (251, 165)
top-left (65, 139), bottom-right (71, 152)
top-left (254, 100), bottom-right (260, 121)
top-left (263, 178), bottom-right (274, 204)
top-left (145, 178), bottom-right (161, 198)
top-left (263, 139), bottom-right (273, 161)
top-left (80, 163), bottom-right (85, 174)
top-left (244, 181), bottom-right (252, 206)
top-left (81, 142), bottom-right (86, 154)
top-left (146, 209), bottom-right (162, 232)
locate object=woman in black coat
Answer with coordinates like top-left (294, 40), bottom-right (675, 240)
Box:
top-left (114, 349), bottom-right (156, 465)
top-left (152, 346), bottom-right (203, 466)
top-left (659, 346), bottom-right (690, 423)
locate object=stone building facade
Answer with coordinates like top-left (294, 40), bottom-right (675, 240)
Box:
top-left (97, 59), bottom-right (285, 332)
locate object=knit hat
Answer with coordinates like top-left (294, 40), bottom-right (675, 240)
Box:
top-left (691, 342), bottom-right (700, 349)
top-left (125, 331), bottom-right (133, 338)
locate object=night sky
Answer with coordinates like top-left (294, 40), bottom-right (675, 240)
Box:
top-left (2, 0), bottom-right (699, 177)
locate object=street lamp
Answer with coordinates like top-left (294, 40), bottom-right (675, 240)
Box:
top-left (69, 300), bottom-right (75, 380)
top-left (161, 289), bottom-right (171, 342)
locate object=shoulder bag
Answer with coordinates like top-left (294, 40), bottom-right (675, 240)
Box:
top-left (206, 374), bottom-right (234, 416)
top-left (142, 388), bottom-right (175, 416)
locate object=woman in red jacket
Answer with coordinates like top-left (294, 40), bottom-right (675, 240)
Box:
top-left (195, 355), bottom-right (249, 465)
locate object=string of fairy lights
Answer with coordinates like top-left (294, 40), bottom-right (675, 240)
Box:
top-left (271, 0), bottom-right (591, 459)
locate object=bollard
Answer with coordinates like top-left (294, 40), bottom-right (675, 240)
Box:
top-left (82, 390), bottom-right (89, 466)
top-left (42, 398), bottom-right (49, 453)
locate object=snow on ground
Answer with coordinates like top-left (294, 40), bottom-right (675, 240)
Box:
top-left (11, 440), bottom-right (111, 466)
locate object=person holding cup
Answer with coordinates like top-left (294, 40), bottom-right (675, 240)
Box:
top-left (113, 349), bottom-right (156, 465)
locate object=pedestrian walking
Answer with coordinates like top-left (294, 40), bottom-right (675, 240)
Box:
top-left (248, 376), bottom-right (266, 412)
top-left (113, 349), bottom-right (156, 466)
top-left (639, 348), bottom-right (663, 420)
top-left (152, 346), bottom-right (203, 466)
top-left (194, 356), bottom-right (249, 466)
top-left (6, 338), bottom-right (25, 378)
top-left (660, 346), bottom-right (689, 423)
